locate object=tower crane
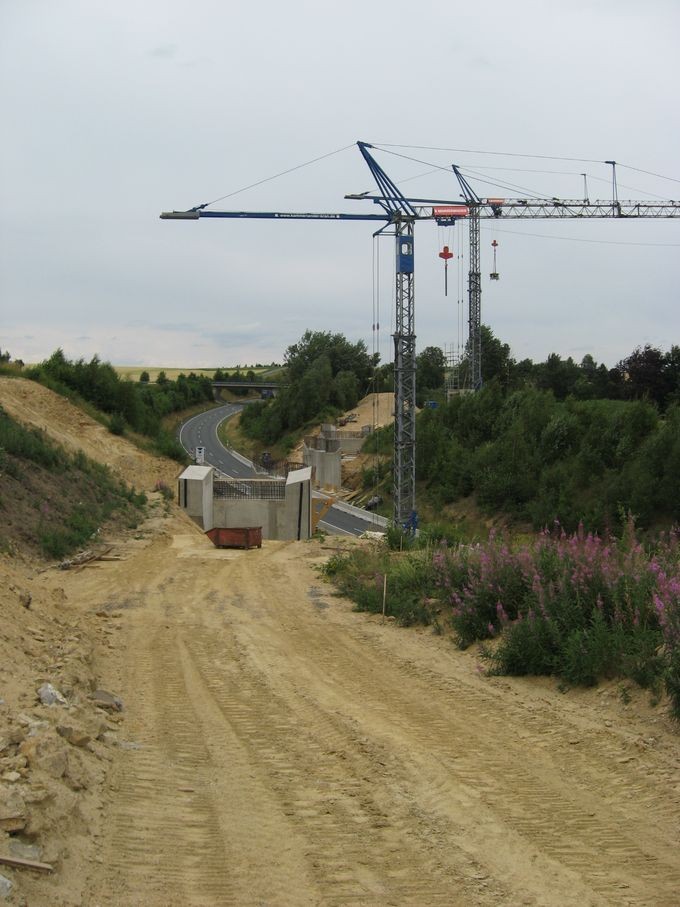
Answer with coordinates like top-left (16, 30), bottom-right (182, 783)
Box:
top-left (161, 141), bottom-right (680, 529)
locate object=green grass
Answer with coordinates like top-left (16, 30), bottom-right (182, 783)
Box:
top-left (0, 406), bottom-right (147, 559)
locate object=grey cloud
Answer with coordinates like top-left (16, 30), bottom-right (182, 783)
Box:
top-left (149, 44), bottom-right (179, 59)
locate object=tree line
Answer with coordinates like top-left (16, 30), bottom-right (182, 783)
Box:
top-left (239, 330), bottom-right (374, 447)
top-left (22, 350), bottom-right (215, 459)
top-left (415, 328), bottom-right (680, 411)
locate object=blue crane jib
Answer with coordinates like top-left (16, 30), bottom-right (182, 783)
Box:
top-left (160, 209), bottom-right (387, 222)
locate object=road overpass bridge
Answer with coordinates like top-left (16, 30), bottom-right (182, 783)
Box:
top-left (212, 380), bottom-right (287, 399)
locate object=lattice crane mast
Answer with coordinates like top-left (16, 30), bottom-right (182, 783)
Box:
top-left (162, 141), bottom-right (450, 528)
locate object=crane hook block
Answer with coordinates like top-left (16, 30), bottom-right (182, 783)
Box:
top-left (438, 245), bottom-right (453, 261)
top-left (490, 239), bottom-right (499, 279)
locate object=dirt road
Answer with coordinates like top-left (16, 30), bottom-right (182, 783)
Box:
top-left (1, 378), bottom-right (678, 905)
top-left (36, 518), bottom-right (672, 907)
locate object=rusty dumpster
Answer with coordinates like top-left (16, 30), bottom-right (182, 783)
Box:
top-left (206, 526), bottom-right (262, 549)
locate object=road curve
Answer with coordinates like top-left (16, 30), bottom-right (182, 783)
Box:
top-left (179, 403), bottom-right (256, 478)
top-left (178, 405), bottom-right (386, 536)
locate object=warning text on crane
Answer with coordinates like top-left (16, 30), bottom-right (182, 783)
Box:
top-left (432, 205), bottom-right (469, 218)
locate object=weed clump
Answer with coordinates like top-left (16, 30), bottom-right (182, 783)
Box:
top-left (323, 518), bottom-right (680, 717)
top-left (436, 520), bottom-right (679, 706)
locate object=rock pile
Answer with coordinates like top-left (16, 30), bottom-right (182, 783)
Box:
top-left (0, 560), bottom-right (129, 902)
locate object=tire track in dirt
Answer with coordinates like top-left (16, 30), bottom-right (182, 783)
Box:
top-left (82, 530), bottom-right (680, 906)
top-left (184, 624), bottom-right (492, 906)
top-left (91, 631), bottom-right (235, 905)
top-left (218, 545), bottom-right (680, 907)
top-left (355, 651), bottom-right (680, 900)
top-left (90, 541), bottom-right (503, 906)
top-left (91, 611), bottom-right (316, 903)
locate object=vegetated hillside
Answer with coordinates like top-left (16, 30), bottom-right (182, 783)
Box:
top-left (22, 349), bottom-right (215, 460)
top-left (0, 405), bottom-right (147, 559)
top-left (233, 326), bottom-right (680, 533)
top-left (0, 377), bottom-right (181, 492)
top-left (413, 386), bottom-right (680, 534)
top-left (0, 376), bottom-right (185, 561)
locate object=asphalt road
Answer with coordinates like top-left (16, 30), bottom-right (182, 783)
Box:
top-left (178, 404), bottom-right (386, 537)
top-left (179, 404), bottom-right (256, 478)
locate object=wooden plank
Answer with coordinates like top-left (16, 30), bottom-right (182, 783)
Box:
top-left (0, 854), bottom-right (54, 873)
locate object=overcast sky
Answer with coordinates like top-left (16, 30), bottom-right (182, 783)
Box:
top-left (1, 0), bottom-right (678, 371)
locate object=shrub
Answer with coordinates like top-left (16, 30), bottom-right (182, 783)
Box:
top-left (0, 408), bottom-right (67, 470)
top-left (109, 412), bottom-right (126, 435)
top-left (322, 516), bottom-right (680, 715)
top-left (433, 535), bottom-right (529, 648)
top-left (153, 431), bottom-right (188, 463)
top-left (154, 480), bottom-right (174, 501)
top-left (321, 543), bottom-right (436, 626)
top-left (435, 522), bottom-right (677, 705)
top-left (39, 505), bottom-right (99, 559)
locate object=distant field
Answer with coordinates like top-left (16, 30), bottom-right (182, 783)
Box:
top-left (114, 366), bottom-right (277, 382)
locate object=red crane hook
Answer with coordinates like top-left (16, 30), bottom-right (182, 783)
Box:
top-left (438, 245), bottom-right (454, 295)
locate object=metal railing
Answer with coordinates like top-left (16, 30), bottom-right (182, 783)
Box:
top-left (214, 479), bottom-right (286, 500)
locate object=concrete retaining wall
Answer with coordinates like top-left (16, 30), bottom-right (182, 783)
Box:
top-left (180, 466), bottom-right (312, 541)
top-left (303, 443), bottom-right (341, 491)
top-left (178, 465), bottom-right (214, 531)
top-left (319, 424), bottom-right (372, 455)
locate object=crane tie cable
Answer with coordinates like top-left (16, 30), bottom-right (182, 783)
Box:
top-left (203, 144), bottom-right (356, 207)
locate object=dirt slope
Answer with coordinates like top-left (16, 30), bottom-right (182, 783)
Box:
top-left (345, 392), bottom-right (395, 430)
top-left (1, 379), bottom-right (679, 906)
top-left (0, 377), bottom-right (179, 492)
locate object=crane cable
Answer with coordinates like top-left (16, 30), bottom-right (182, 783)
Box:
top-left (373, 143), bottom-right (680, 184)
top-left (202, 144), bottom-right (355, 207)
top-left (370, 234), bottom-right (382, 522)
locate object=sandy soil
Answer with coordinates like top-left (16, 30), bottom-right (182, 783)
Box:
top-left (347, 393), bottom-right (395, 430)
top-left (0, 377), bottom-right (179, 493)
top-left (1, 379), bottom-right (680, 906)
